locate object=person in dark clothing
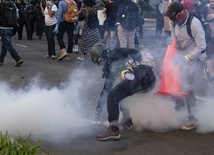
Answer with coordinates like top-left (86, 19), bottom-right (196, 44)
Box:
top-left (34, 0), bottom-right (45, 39)
top-left (102, 0), bottom-right (118, 47)
top-left (0, 0), bottom-right (24, 67)
top-left (17, 0), bottom-right (34, 40)
top-left (155, 0), bottom-right (164, 38)
top-left (90, 43), bottom-right (156, 141)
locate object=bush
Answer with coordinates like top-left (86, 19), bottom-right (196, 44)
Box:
top-left (0, 131), bottom-right (47, 155)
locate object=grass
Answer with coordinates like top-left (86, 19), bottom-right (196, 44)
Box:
top-left (0, 131), bottom-right (48, 155)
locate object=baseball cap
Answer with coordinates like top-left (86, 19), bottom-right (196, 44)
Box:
top-left (164, 2), bottom-right (184, 17)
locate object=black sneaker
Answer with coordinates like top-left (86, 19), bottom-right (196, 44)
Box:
top-left (119, 118), bottom-right (134, 130)
top-left (15, 59), bottom-right (23, 67)
top-left (96, 125), bottom-right (121, 141)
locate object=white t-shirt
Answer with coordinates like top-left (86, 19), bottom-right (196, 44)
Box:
top-left (44, 4), bottom-right (58, 26)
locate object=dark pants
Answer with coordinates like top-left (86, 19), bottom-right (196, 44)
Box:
top-left (0, 29), bottom-right (22, 63)
top-left (107, 80), bottom-right (153, 123)
top-left (155, 15), bottom-right (164, 38)
top-left (57, 21), bottom-right (74, 53)
top-left (95, 76), bottom-right (116, 113)
top-left (45, 24), bottom-right (56, 56)
top-left (180, 60), bottom-right (205, 121)
top-left (17, 19), bottom-right (33, 39)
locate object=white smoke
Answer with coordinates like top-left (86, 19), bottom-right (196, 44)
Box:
top-left (0, 67), bottom-right (102, 143)
top-left (125, 92), bottom-right (188, 132)
top-left (1, 64), bottom-right (214, 144)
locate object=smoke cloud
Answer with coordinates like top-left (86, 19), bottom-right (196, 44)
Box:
top-left (0, 67), bottom-right (102, 143)
top-left (0, 64), bottom-right (214, 144)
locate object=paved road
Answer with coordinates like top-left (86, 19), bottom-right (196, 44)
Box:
top-left (1, 22), bottom-right (214, 155)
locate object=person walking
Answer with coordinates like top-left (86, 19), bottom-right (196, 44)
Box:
top-left (76, 0), bottom-right (100, 61)
top-left (53, 0), bottom-right (76, 61)
top-left (0, 0), bottom-right (23, 67)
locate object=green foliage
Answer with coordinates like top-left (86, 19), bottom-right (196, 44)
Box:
top-left (0, 131), bottom-right (48, 155)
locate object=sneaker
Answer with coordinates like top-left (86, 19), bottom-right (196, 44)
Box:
top-left (14, 59), bottom-right (23, 67)
top-left (119, 118), bottom-right (134, 130)
top-left (181, 121), bottom-right (197, 130)
top-left (0, 62), bottom-right (3, 66)
top-left (204, 68), bottom-right (211, 80)
top-left (76, 56), bottom-right (85, 61)
top-left (96, 125), bottom-right (121, 141)
top-left (91, 112), bottom-right (101, 124)
top-left (44, 55), bottom-right (50, 58)
top-left (51, 55), bottom-right (56, 59)
top-left (64, 56), bottom-right (71, 61)
top-left (72, 50), bottom-right (79, 54)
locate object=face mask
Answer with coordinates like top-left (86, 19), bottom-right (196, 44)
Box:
top-left (46, 1), bottom-right (52, 5)
top-left (174, 12), bottom-right (186, 25)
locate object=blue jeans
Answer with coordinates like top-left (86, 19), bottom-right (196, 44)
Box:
top-left (0, 29), bottom-right (21, 63)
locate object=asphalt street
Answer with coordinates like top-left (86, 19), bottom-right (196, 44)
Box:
top-left (1, 20), bottom-right (214, 155)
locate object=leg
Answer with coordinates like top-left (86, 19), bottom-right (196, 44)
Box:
top-left (107, 81), bottom-right (135, 125)
top-left (96, 80), bottom-right (138, 141)
top-left (48, 24), bottom-right (56, 57)
top-left (117, 25), bottom-right (127, 48)
top-left (1, 29), bottom-right (22, 62)
top-left (127, 29), bottom-right (135, 49)
top-left (57, 21), bottom-right (67, 50)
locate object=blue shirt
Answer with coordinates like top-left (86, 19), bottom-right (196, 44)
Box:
top-left (56, 0), bottom-right (73, 25)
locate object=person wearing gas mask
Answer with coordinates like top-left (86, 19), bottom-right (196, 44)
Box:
top-left (90, 43), bottom-right (156, 141)
top-left (91, 43), bottom-right (139, 124)
top-left (39, 0), bottom-right (58, 59)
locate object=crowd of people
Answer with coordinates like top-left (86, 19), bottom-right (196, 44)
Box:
top-left (1, 0), bottom-right (214, 142)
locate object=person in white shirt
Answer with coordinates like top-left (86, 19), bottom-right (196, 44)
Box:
top-left (40, 0), bottom-right (58, 59)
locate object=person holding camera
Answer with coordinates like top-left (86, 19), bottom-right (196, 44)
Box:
top-left (40, 0), bottom-right (58, 59)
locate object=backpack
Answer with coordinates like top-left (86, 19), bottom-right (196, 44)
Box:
top-left (64, 0), bottom-right (79, 23)
top-left (1, 0), bottom-right (17, 26)
top-left (186, 13), bottom-right (212, 43)
top-left (86, 8), bottom-right (99, 29)
top-left (118, 2), bottom-right (139, 30)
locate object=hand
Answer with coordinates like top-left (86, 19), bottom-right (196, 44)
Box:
top-left (53, 25), bottom-right (59, 34)
top-left (39, 2), bottom-right (43, 8)
top-left (166, 37), bottom-right (173, 45)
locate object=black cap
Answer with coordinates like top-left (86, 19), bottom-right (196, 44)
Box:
top-left (164, 2), bottom-right (184, 17)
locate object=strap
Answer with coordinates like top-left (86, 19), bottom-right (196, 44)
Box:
top-left (186, 13), bottom-right (194, 38)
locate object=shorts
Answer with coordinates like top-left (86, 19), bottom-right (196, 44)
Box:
top-left (104, 18), bottom-right (116, 32)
